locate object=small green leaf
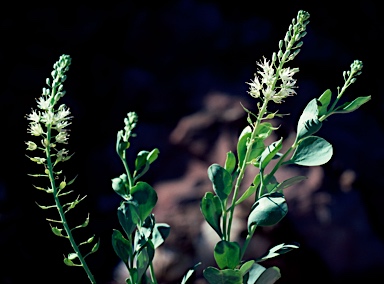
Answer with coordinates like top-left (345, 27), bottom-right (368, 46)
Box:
top-left (135, 151), bottom-right (150, 174)
top-left (237, 126), bottom-right (250, 167)
top-left (246, 263), bottom-right (266, 284)
top-left (239, 260), bottom-right (255, 276)
top-left (66, 175), bottom-right (78, 186)
top-left (118, 200), bottom-right (140, 236)
top-left (259, 139), bottom-right (283, 170)
top-left (254, 267), bottom-right (281, 284)
top-left (112, 229), bottom-right (132, 264)
top-left (248, 192), bottom-right (288, 229)
top-left (335, 96), bottom-right (371, 114)
top-left (147, 148), bottom-right (160, 164)
top-left (224, 151), bottom-right (236, 175)
top-left (181, 262), bottom-right (201, 284)
top-left (152, 223), bottom-right (171, 249)
top-left (131, 182), bottom-right (158, 222)
top-left (200, 192), bottom-right (222, 237)
top-left (296, 99), bottom-right (322, 141)
top-left (288, 136), bottom-right (333, 166)
top-left (256, 242), bottom-right (300, 262)
top-left (317, 89), bottom-right (332, 116)
top-left (208, 164), bottom-right (232, 202)
top-left (273, 176), bottom-right (307, 192)
top-left (235, 174), bottom-right (260, 206)
top-left (137, 241), bottom-right (155, 281)
top-left (214, 241), bottom-right (241, 269)
top-left (203, 267), bottom-right (243, 284)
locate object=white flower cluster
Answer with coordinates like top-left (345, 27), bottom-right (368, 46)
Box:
top-left (26, 55), bottom-right (72, 165)
top-left (247, 10), bottom-right (310, 104)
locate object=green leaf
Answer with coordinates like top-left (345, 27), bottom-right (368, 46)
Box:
top-left (112, 229), bottom-right (132, 264)
top-left (118, 201), bottom-right (140, 236)
top-left (235, 174), bottom-right (261, 206)
top-left (246, 263), bottom-right (266, 284)
top-left (208, 164), bottom-right (232, 202)
top-left (248, 192), bottom-right (288, 229)
top-left (288, 136), bottom-right (333, 166)
top-left (203, 267), bottom-right (243, 284)
top-left (135, 151), bottom-right (150, 174)
top-left (237, 126), bottom-right (265, 167)
top-left (254, 267), bottom-right (281, 284)
top-left (335, 96), bottom-right (371, 114)
top-left (296, 99), bottom-right (322, 141)
top-left (181, 262), bottom-right (201, 284)
top-left (131, 182), bottom-right (158, 222)
top-left (147, 148), bottom-right (160, 164)
top-left (224, 151), bottom-right (236, 175)
top-left (200, 192), bottom-right (222, 237)
top-left (259, 139), bottom-right (283, 170)
top-left (317, 89), bottom-right (332, 116)
top-left (152, 223), bottom-right (171, 249)
top-left (273, 176), bottom-right (307, 192)
top-left (214, 241), bottom-right (241, 269)
top-left (239, 260), bottom-right (255, 276)
top-left (137, 241), bottom-right (155, 281)
top-left (256, 242), bottom-right (300, 262)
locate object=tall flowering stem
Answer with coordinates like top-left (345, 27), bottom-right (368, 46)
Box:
top-left (226, 11), bottom-right (310, 241)
top-left (26, 55), bottom-right (97, 284)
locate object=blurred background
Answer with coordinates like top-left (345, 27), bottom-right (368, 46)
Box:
top-left (1, 1), bottom-right (384, 283)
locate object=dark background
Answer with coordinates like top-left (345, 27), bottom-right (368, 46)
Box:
top-left (1, 1), bottom-right (384, 283)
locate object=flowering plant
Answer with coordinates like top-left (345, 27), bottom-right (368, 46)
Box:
top-left (26, 10), bottom-right (370, 284)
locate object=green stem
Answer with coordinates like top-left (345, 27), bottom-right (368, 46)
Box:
top-left (240, 225), bottom-right (257, 260)
top-left (227, 99), bottom-right (269, 241)
top-left (121, 151), bottom-right (134, 190)
top-left (45, 124), bottom-right (96, 284)
top-left (149, 262), bottom-right (158, 284)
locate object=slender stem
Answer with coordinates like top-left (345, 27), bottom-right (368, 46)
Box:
top-left (149, 262), bottom-right (158, 284)
top-left (121, 151), bottom-right (134, 190)
top-left (227, 99), bottom-right (269, 241)
top-left (45, 124), bottom-right (96, 284)
top-left (240, 225), bottom-right (257, 260)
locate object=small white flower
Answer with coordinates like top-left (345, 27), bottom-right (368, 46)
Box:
top-left (28, 123), bottom-right (44, 136)
top-left (27, 110), bottom-right (40, 123)
top-left (55, 131), bottom-right (69, 144)
top-left (257, 57), bottom-right (275, 86)
top-left (55, 105), bottom-right (71, 122)
top-left (29, 156), bottom-right (46, 164)
top-left (41, 111), bottom-right (55, 124)
top-left (36, 96), bottom-right (51, 110)
top-left (54, 120), bottom-right (71, 131)
top-left (25, 141), bottom-right (37, 151)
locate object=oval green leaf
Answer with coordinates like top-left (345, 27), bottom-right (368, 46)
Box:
top-left (214, 240), bottom-right (241, 269)
top-left (200, 192), bottom-right (223, 237)
top-left (248, 192), bottom-right (288, 229)
top-left (208, 164), bottom-right (232, 201)
top-left (289, 136), bottom-right (333, 166)
top-left (131, 181), bottom-right (158, 222)
top-left (203, 267), bottom-right (243, 284)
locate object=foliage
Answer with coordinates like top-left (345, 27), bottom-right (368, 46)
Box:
top-left (26, 10), bottom-right (370, 284)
